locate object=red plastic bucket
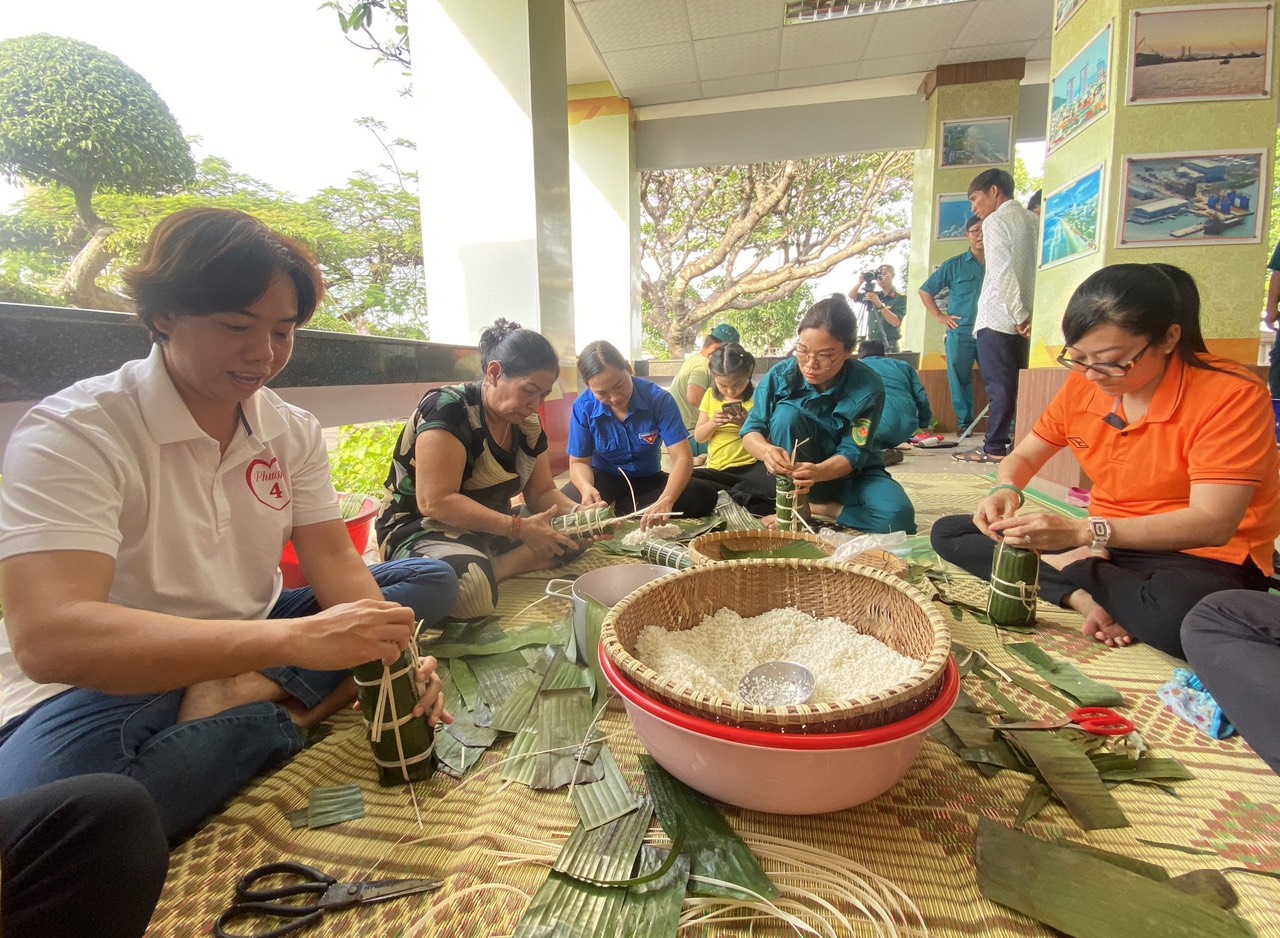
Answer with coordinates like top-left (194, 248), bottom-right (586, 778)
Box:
top-left (279, 495), bottom-right (379, 589)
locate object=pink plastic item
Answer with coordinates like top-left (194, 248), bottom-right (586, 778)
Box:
top-left (601, 648), bottom-right (959, 814)
top-left (1067, 486), bottom-right (1091, 508)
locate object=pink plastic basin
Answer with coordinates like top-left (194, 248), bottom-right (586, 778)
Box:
top-left (279, 495), bottom-right (379, 589)
top-left (601, 646), bottom-right (959, 814)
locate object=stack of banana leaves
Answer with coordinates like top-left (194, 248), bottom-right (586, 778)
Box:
top-left (932, 642), bottom-right (1193, 831)
top-left (978, 819), bottom-right (1259, 937)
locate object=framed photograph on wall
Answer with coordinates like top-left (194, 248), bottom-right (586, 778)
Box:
top-left (1128, 3), bottom-right (1274, 104)
top-left (1041, 164), bottom-right (1104, 269)
top-left (938, 117), bottom-right (1013, 169)
top-left (1118, 150), bottom-right (1266, 248)
top-left (936, 193), bottom-right (973, 240)
top-left (1055, 0), bottom-right (1087, 33)
top-left (1048, 22), bottom-right (1112, 152)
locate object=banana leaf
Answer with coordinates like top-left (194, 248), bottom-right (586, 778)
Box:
top-left (1014, 780), bottom-right (1053, 828)
top-left (532, 687), bottom-right (604, 790)
top-left (514, 804), bottom-right (653, 938)
top-left (1170, 871), bottom-right (1239, 910)
top-left (445, 707), bottom-right (499, 749)
top-left (1000, 730), bottom-right (1129, 830)
top-left (540, 646), bottom-right (593, 691)
top-left (720, 541), bottom-right (831, 560)
top-left (1137, 839), bottom-right (1219, 857)
top-left (1004, 671), bottom-right (1076, 713)
top-left (640, 755), bottom-right (777, 902)
top-left (622, 847), bottom-right (692, 936)
top-left (937, 690), bottom-right (1023, 778)
top-left (1005, 642), bottom-right (1125, 707)
top-left (981, 678), bottom-right (1031, 721)
top-left (1088, 754), bottom-right (1194, 783)
top-left (423, 619), bottom-right (570, 659)
top-left (468, 649), bottom-right (540, 708)
top-left (499, 727), bottom-right (540, 785)
top-left (583, 597), bottom-right (610, 704)
top-left (450, 658), bottom-right (482, 710)
top-left (434, 728), bottom-right (486, 778)
top-left (490, 673), bottom-right (542, 734)
top-left (434, 616), bottom-right (506, 646)
top-left (978, 819), bottom-right (1255, 938)
top-left (572, 746), bottom-right (640, 830)
top-left (714, 494), bottom-right (766, 531)
top-left (306, 785), bottom-right (365, 828)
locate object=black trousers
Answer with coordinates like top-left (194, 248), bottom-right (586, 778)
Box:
top-left (975, 328), bottom-right (1028, 457)
top-left (1182, 591), bottom-right (1280, 775)
top-left (0, 774), bottom-right (168, 938)
top-left (930, 514), bottom-right (1269, 658)
top-left (693, 463), bottom-right (776, 515)
top-left (563, 469), bottom-right (719, 518)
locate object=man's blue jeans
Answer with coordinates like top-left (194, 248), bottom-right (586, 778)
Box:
top-left (0, 558), bottom-right (458, 844)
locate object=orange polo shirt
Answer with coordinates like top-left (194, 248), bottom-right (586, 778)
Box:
top-left (1032, 354), bottom-right (1280, 576)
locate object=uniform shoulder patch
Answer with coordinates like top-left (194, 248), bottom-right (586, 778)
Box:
top-left (851, 417), bottom-right (873, 448)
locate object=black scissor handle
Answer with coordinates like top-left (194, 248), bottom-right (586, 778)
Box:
top-left (214, 902), bottom-right (323, 938)
top-left (236, 862), bottom-right (335, 901)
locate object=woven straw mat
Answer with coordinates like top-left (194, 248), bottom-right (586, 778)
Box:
top-left (144, 473), bottom-right (1280, 937)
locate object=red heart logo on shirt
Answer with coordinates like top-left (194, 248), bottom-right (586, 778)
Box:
top-left (246, 457), bottom-right (292, 510)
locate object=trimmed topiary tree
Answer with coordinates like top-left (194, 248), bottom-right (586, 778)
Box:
top-left (0, 33), bottom-right (195, 309)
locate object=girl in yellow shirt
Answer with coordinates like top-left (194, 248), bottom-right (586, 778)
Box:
top-left (692, 343), bottom-right (773, 514)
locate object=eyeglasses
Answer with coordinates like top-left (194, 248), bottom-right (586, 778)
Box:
top-left (793, 348), bottom-right (843, 366)
top-left (1056, 341), bottom-right (1152, 378)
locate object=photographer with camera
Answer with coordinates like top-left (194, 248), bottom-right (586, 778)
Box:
top-left (849, 264), bottom-right (906, 353)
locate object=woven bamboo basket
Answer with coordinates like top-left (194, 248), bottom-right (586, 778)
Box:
top-left (687, 529), bottom-right (835, 565)
top-left (601, 559), bottom-right (951, 733)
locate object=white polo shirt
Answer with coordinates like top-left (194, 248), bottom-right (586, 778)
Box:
top-left (0, 345), bottom-right (341, 724)
top-left (975, 198), bottom-right (1037, 335)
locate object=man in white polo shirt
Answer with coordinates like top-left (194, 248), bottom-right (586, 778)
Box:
top-left (954, 168), bottom-right (1037, 464)
top-left (0, 208), bottom-right (459, 843)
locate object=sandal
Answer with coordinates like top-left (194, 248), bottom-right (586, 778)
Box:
top-left (952, 448), bottom-right (1004, 463)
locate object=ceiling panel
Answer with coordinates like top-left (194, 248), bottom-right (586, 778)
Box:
top-left (855, 51), bottom-right (943, 80)
top-left (629, 82), bottom-right (705, 106)
top-left (686, 0), bottom-right (783, 39)
top-left (575, 0), bottom-right (690, 53)
top-left (939, 40), bottom-right (1036, 65)
top-left (701, 72), bottom-right (779, 97)
top-left (866, 3), bottom-right (979, 52)
top-left (952, 0), bottom-right (1051, 47)
top-left (603, 42), bottom-right (700, 87)
top-left (694, 28), bottom-right (782, 80)
top-left (779, 16), bottom-right (877, 69)
top-left (777, 61), bottom-right (860, 89)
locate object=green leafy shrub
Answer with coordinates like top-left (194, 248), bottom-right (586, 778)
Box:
top-left (329, 421), bottom-right (402, 497)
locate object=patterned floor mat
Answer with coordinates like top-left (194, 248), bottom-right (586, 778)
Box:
top-left (145, 473), bottom-right (1280, 937)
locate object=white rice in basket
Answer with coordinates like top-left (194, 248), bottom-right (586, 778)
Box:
top-left (634, 606), bottom-right (920, 704)
top-left (620, 524), bottom-right (681, 547)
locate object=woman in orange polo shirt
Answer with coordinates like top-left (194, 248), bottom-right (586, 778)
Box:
top-left (931, 263), bottom-right (1280, 658)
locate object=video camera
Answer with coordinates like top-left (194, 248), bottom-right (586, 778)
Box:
top-left (857, 269), bottom-right (882, 294)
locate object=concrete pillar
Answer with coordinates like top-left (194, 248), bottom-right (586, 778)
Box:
top-left (409, 0), bottom-right (575, 358)
top-left (903, 61), bottom-right (1025, 430)
top-left (567, 83), bottom-right (641, 358)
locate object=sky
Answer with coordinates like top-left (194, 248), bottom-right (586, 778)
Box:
top-left (0, 0), bottom-right (417, 208)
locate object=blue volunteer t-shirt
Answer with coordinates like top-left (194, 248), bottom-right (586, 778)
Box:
top-left (568, 377), bottom-right (688, 478)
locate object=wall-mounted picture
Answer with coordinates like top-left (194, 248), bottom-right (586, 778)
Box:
top-left (1041, 165), bottom-right (1103, 269)
top-left (1049, 23), bottom-right (1111, 151)
top-left (936, 193), bottom-right (973, 240)
top-left (939, 117), bottom-right (1013, 169)
top-left (1129, 3), bottom-right (1274, 104)
top-left (1055, 0), bottom-right (1087, 32)
top-left (1119, 150), bottom-right (1266, 248)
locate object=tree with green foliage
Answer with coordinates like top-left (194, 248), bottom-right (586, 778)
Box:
top-left (0, 34), bottom-right (195, 310)
top-left (641, 153), bottom-right (913, 356)
top-left (321, 0), bottom-right (411, 91)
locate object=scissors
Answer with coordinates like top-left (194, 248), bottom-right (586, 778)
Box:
top-left (214, 861), bottom-right (443, 938)
top-left (997, 706), bottom-right (1136, 737)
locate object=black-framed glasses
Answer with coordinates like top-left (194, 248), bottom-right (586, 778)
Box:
top-left (1056, 341), bottom-right (1152, 378)
top-left (793, 348), bottom-right (843, 366)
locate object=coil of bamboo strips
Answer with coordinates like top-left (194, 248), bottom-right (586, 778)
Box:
top-left (601, 559), bottom-right (951, 733)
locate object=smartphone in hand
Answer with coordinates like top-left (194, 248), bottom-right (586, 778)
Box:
top-left (722, 401), bottom-right (748, 423)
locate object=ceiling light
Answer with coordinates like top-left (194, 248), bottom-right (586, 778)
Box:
top-left (784, 0), bottom-right (975, 25)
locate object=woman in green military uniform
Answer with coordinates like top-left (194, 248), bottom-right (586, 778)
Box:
top-left (740, 295), bottom-right (915, 533)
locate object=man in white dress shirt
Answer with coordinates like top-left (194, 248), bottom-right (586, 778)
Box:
top-left (954, 168), bottom-right (1037, 463)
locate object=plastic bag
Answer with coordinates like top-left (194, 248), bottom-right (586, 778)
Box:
top-left (1156, 668), bottom-right (1235, 740)
top-left (819, 529), bottom-right (909, 562)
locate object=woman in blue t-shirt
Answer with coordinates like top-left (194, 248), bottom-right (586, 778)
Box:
top-left (563, 341), bottom-right (719, 525)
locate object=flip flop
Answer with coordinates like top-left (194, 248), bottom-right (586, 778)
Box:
top-left (952, 448), bottom-right (1004, 463)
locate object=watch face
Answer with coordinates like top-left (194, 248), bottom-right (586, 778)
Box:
top-left (1090, 519), bottom-right (1109, 538)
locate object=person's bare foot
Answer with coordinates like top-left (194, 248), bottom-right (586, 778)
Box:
top-left (177, 672), bottom-right (290, 723)
top-left (1065, 589), bottom-right (1133, 647)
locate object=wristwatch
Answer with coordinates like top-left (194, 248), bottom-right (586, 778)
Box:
top-left (1087, 516), bottom-right (1111, 555)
